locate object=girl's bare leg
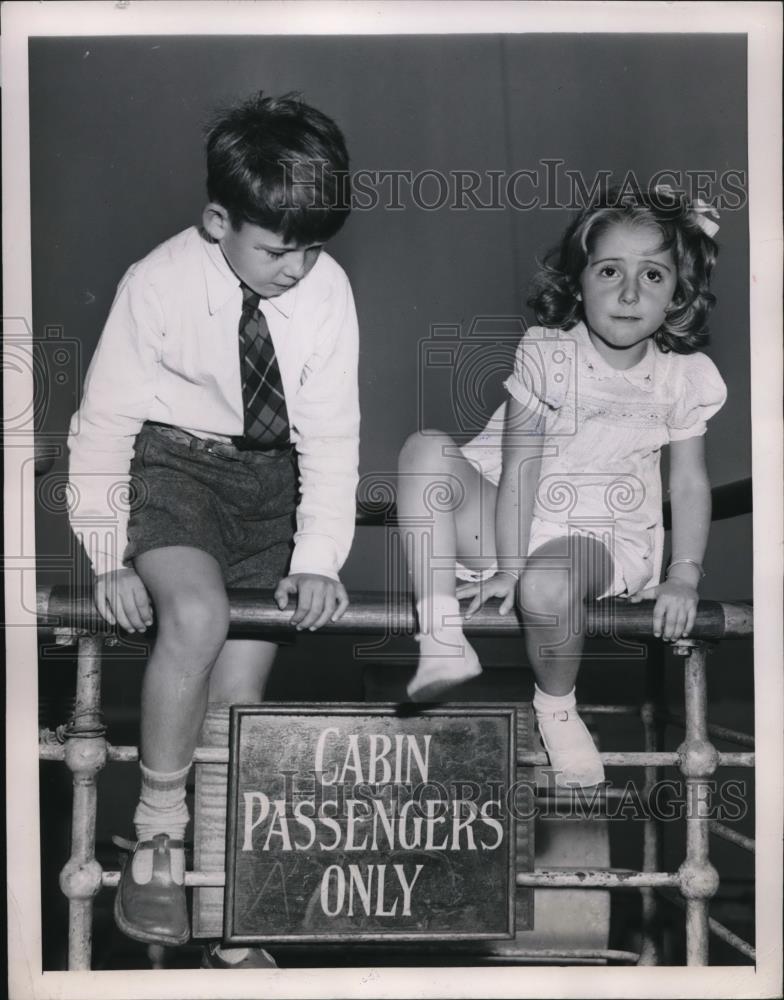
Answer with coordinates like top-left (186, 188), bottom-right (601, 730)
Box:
top-left (397, 430), bottom-right (497, 699)
top-left (520, 534), bottom-right (614, 786)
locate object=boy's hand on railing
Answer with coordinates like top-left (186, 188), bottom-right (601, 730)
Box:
top-left (457, 572), bottom-right (518, 619)
top-left (274, 574), bottom-right (350, 631)
top-left (93, 568), bottom-right (154, 633)
top-left (628, 580), bottom-right (699, 641)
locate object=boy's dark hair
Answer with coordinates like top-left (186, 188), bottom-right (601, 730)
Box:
top-left (205, 91), bottom-right (351, 245)
top-left (527, 185), bottom-right (719, 353)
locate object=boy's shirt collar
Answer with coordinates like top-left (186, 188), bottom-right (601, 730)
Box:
top-left (199, 227), bottom-right (295, 319)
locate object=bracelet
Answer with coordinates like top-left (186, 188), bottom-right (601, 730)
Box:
top-left (497, 568), bottom-right (521, 581)
top-left (667, 558), bottom-right (705, 580)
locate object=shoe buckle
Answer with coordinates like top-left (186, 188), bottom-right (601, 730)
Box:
top-left (555, 710), bottom-right (570, 721)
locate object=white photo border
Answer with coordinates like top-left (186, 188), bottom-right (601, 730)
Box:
top-left (4, 2), bottom-right (782, 998)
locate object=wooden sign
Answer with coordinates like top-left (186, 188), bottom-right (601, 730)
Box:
top-left (224, 704), bottom-right (518, 943)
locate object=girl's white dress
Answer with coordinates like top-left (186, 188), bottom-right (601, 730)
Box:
top-left (459, 323), bottom-right (727, 595)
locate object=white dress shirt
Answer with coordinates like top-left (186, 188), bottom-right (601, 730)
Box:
top-left (68, 226), bottom-right (360, 580)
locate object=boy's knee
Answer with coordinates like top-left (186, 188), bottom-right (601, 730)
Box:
top-left (159, 588), bottom-right (230, 652)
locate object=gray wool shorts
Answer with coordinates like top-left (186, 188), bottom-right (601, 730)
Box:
top-left (124, 422), bottom-right (297, 588)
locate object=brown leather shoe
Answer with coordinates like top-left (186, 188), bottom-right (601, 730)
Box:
top-left (113, 834), bottom-right (190, 946)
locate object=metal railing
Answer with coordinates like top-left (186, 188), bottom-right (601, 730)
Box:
top-left (37, 590), bottom-right (755, 970)
top-left (37, 476), bottom-right (755, 970)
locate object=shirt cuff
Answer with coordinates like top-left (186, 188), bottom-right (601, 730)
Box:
top-left (83, 545), bottom-right (126, 579)
top-left (288, 534), bottom-right (342, 581)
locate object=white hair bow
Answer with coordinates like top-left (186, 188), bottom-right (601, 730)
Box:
top-left (653, 184), bottom-right (720, 238)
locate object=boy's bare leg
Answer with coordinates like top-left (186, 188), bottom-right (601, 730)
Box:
top-left (113, 545), bottom-right (230, 945)
top-left (135, 547), bottom-right (231, 772)
top-left (520, 534), bottom-right (614, 787)
top-left (397, 430), bottom-right (497, 700)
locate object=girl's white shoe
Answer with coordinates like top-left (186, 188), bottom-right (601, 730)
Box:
top-left (535, 707), bottom-right (605, 787)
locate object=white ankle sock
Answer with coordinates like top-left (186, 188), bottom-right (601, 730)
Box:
top-left (132, 761), bottom-right (190, 882)
top-left (407, 596), bottom-right (482, 701)
top-left (416, 595), bottom-right (462, 635)
top-left (533, 685), bottom-right (576, 716)
top-left (134, 761), bottom-right (191, 840)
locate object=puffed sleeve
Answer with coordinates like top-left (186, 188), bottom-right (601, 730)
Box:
top-left (667, 352), bottom-right (727, 441)
top-left (503, 328), bottom-right (573, 410)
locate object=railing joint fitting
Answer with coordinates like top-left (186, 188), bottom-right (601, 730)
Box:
top-left (677, 859), bottom-right (720, 900)
top-left (672, 638), bottom-right (699, 657)
top-left (54, 626), bottom-right (81, 646)
top-left (677, 738), bottom-right (719, 778)
top-left (64, 718), bottom-right (107, 740)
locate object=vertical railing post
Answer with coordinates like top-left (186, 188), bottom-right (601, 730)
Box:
top-left (58, 634), bottom-right (106, 971)
top-left (639, 642), bottom-right (666, 964)
top-left (674, 641), bottom-right (720, 966)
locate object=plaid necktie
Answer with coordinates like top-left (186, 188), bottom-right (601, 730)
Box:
top-left (236, 284), bottom-right (290, 449)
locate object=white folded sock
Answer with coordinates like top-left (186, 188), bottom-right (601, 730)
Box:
top-left (131, 760), bottom-right (190, 883)
top-left (407, 596), bottom-right (483, 702)
top-left (533, 684), bottom-right (577, 715)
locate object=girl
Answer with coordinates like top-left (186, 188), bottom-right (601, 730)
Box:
top-left (397, 186), bottom-right (727, 787)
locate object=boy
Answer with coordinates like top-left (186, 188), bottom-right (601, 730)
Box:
top-left (67, 93), bottom-right (359, 965)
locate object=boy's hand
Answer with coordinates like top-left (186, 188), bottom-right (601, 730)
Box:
top-left (94, 568), bottom-right (154, 633)
top-left (628, 580), bottom-right (699, 641)
top-left (456, 572), bottom-right (518, 619)
top-left (275, 574), bottom-right (350, 631)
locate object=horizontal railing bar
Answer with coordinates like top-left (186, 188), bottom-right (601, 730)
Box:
top-left (661, 713), bottom-right (755, 749)
top-left (709, 820), bottom-right (755, 853)
top-left (517, 749), bottom-right (744, 768)
top-left (527, 750), bottom-right (751, 768)
top-left (101, 867), bottom-right (679, 891)
top-left (578, 704), bottom-right (640, 715)
top-left (102, 870), bottom-right (224, 888)
top-left (36, 588), bottom-right (753, 641)
top-left (716, 753), bottom-right (755, 766)
top-left (655, 888), bottom-right (756, 961)
top-left (516, 868), bottom-right (679, 889)
top-left (698, 476), bottom-right (753, 523)
top-left (478, 949), bottom-right (640, 964)
top-left (521, 751), bottom-right (680, 766)
top-left (535, 788), bottom-right (629, 803)
top-left (38, 742), bottom-right (755, 768)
